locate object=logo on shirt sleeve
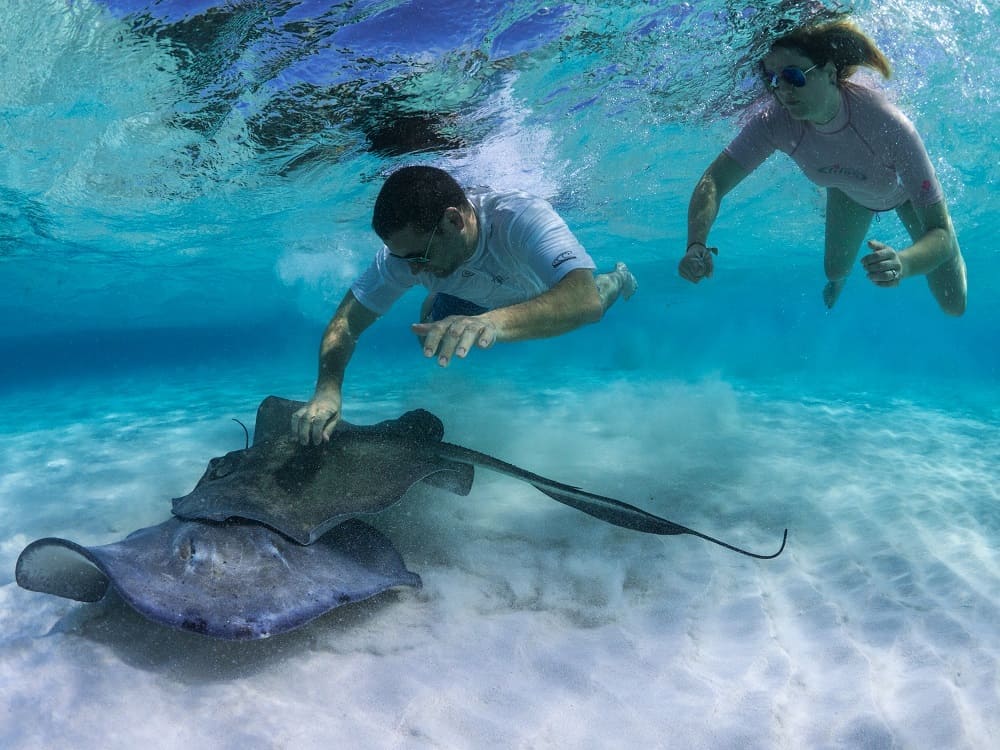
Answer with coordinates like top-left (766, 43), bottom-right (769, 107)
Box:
top-left (551, 251), bottom-right (578, 268)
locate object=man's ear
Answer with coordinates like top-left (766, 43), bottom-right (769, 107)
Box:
top-left (444, 205), bottom-right (466, 230)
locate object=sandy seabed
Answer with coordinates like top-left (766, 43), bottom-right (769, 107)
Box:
top-left (1, 372), bottom-right (998, 749)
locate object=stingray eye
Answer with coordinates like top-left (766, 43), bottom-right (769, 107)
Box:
top-left (207, 456), bottom-right (234, 480)
top-left (177, 538), bottom-right (195, 561)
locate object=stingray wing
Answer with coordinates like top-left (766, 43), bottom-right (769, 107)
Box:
top-left (252, 395), bottom-right (446, 446)
top-left (173, 405), bottom-right (474, 544)
top-left (15, 518), bottom-right (420, 640)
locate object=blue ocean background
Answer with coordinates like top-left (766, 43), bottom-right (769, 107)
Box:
top-left (1, 1), bottom-right (997, 748)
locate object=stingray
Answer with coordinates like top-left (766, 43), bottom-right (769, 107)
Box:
top-left (15, 518), bottom-right (419, 640)
top-left (174, 396), bottom-right (787, 559)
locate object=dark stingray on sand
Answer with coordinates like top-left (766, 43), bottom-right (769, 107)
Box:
top-left (175, 397), bottom-right (788, 558)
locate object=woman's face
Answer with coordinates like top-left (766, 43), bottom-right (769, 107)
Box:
top-left (761, 47), bottom-right (838, 123)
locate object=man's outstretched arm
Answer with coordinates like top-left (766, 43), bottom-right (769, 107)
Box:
top-left (411, 268), bottom-right (602, 367)
top-left (291, 291), bottom-right (379, 444)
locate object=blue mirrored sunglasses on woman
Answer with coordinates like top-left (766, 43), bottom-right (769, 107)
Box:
top-left (763, 63), bottom-right (819, 89)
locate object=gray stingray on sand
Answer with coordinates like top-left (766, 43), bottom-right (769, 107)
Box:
top-left (15, 518), bottom-right (417, 640)
top-left (15, 396), bottom-right (787, 640)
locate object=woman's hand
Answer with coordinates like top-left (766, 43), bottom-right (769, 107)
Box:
top-left (678, 243), bottom-right (719, 283)
top-left (861, 240), bottom-right (904, 287)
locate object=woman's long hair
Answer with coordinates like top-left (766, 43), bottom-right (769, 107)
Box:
top-left (771, 18), bottom-right (892, 81)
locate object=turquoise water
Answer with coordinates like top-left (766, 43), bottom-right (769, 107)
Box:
top-left (1, 1), bottom-right (998, 748)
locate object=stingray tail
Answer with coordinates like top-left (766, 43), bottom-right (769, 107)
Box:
top-left (681, 526), bottom-right (788, 560)
top-left (436, 442), bottom-right (787, 560)
top-left (532, 484), bottom-right (787, 560)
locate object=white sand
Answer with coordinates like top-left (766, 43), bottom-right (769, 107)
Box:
top-left (1, 372), bottom-right (998, 749)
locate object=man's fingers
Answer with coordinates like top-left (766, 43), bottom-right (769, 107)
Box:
top-left (414, 316), bottom-right (496, 364)
top-left (291, 408), bottom-right (311, 444)
top-left (455, 327), bottom-right (482, 357)
top-left (478, 325), bottom-right (497, 349)
top-left (312, 415), bottom-right (329, 444)
top-left (322, 419), bottom-right (339, 442)
top-left (291, 406), bottom-right (338, 445)
top-left (309, 418), bottom-right (323, 445)
top-left (434, 323), bottom-right (463, 365)
top-left (422, 325), bottom-right (445, 358)
top-left (309, 411), bottom-right (337, 445)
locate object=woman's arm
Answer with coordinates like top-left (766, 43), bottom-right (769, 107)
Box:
top-left (679, 152), bottom-right (750, 283)
top-left (861, 200), bottom-right (958, 286)
top-left (896, 201), bottom-right (957, 277)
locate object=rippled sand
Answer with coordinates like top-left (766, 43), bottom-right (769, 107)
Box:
top-left (1, 373), bottom-right (997, 749)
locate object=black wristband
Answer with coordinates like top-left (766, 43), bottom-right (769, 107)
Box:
top-left (686, 242), bottom-right (707, 252)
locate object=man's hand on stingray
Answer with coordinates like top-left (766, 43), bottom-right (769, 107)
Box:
top-left (411, 314), bottom-right (499, 367)
top-left (291, 390), bottom-right (343, 445)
